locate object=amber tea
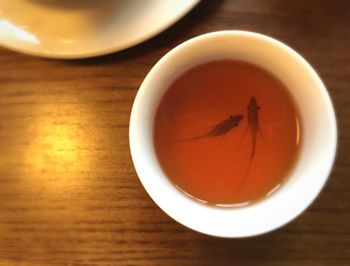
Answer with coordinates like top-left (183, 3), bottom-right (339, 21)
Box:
top-left (153, 60), bottom-right (301, 206)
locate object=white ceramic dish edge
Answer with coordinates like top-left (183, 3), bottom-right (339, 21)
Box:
top-left (0, 0), bottom-right (200, 59)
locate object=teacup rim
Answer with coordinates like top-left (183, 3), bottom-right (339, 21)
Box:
top-left (129, 30), bottom-right (337, 238)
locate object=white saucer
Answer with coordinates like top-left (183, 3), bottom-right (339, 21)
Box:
top-left (0, 0), bottom-right (200, 58)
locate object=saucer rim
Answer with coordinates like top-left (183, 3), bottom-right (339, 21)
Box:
top-left (0, 0), bottom-right (200, 59)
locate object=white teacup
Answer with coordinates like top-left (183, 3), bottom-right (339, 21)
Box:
top-left (129, 31), bottom-right (337, 238)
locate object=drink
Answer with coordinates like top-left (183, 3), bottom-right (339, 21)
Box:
top-left (154, 60), bottom-right (301, 205)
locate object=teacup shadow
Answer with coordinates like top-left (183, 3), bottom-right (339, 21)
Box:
top-left (174, 218), bottom-right (305, 265)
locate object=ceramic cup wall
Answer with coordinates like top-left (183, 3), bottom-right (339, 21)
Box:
top-left (129, 31), bottom-right (337, 238)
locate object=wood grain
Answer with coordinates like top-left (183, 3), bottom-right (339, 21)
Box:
top-left (0, 0), bottom-right (349, 265)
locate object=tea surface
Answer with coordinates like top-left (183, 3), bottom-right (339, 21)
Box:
top-left (154, 60), bottom-right (301, 205)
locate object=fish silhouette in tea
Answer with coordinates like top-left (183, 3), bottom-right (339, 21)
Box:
top-left (247, 97), bottom-right (266, 158)
top-left (238, 97), bottom-right (266, 190)
top-left (177, 114), bottom-right (243, 141)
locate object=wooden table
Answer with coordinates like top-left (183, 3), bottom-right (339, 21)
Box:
top-left (0, 0), bottom-right (349, 265)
